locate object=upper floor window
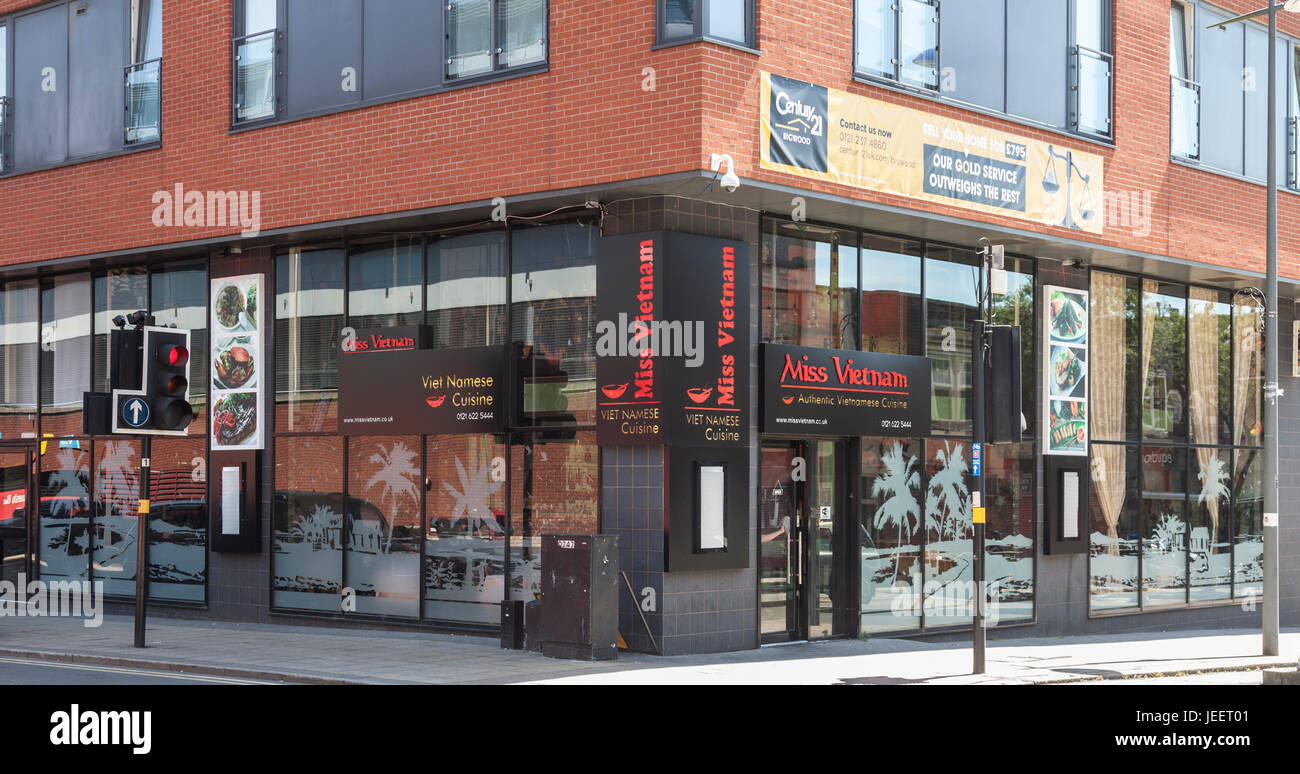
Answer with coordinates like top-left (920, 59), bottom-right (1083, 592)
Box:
top-left (125, 0), bottom-right (163, 144)
top-left (1170, 1), bottom-right (1199, 159)
top-left (855, 0), bottom-right (939, 91)
top-left (231, 0), bottom-right (548, 127)
top-left (1, 0), bottom-right (162, 177)
top-left (233, 0), bottom-right (279, 123)
top-left (658, 0), bottom-right (756, 49)
top-left (855, 0), bottom-right (1112, 140)
top-left (448, 0), bottom-right (547, 80)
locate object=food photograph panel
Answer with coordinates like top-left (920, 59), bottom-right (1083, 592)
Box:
top-left (209, 274), bottom-right (265, 450)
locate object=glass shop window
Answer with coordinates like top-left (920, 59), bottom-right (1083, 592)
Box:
top-left (272, 436), bottom-right (345, 612)
top-left (860, 234), bottom-right (921, 356)
top-left (510, 222), bottom-right (598, 427)
top-left (349, 237), bottom-right (423, 329)
top-left (275, 248), bottom-right (345, 433)
top-left (39, 275), bottom-right (92, 437)
top-left (0, 280), bottom-right (39, 439)
top-left (427, 231), bottom-right (507, 349)
top-left (762, 221), bottom-right (860, 350)
top-left (923, 247), bottom-right (979, 436)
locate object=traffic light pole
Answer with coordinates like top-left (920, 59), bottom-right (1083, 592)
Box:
top-left (134, 435), bottom-right (151, 648)
top-left (972, 321), bottom-right (986, 674)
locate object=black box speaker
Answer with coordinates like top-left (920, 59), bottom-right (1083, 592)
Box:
top-left (986, 324), bottom-right (1023, 444)
top-left (539, 534), bottom-right (619, 660)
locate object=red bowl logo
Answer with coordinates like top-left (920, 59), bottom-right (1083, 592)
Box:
top-left (686, 387), bottom-right (712, 404)
top-left (601, 383), bottom-right (629, 400)
top-left (781, 395), bottom-right (795, 405)
top-left (426, 395), bottom-right (446, 408)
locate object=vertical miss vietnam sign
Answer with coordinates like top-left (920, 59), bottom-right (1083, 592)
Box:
top-left (1043, 286), bottom-right (1089, 456)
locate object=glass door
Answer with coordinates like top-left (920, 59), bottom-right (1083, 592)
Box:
top-left (759, 443), bottom-right (802, 642)
top-left (0, 445), bottom-right (35, 585)
top-left (759, 440), bottom-right (848, 643)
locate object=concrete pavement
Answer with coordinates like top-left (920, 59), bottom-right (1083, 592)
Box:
top-left (1, 613), bottom-right (1296, 685)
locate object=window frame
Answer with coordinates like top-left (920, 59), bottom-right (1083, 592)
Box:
top-left (0, 20), bottom-right (9, 173)
top-left (656, 0), bottom-right (758, 52)
top-left (1069, 0), bottom-right (1115, 139)
top-left (853, 0), bottom-right (941, 93)
top-left (231, 0), bottom-right (285, 126)
top-left (445, 0), bottom-right (551, 83)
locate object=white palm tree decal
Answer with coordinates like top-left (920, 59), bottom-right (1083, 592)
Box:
top-left (870, 441), bottom-right (920, 583)
top-left (927, 442), bottom-right (970, 542)
top-left (364, 441), bottom-right (420, 553)
top-left (1196, 454), bottom-right (1230, 543)
top-left (441, 456), bottom-right (503, 535)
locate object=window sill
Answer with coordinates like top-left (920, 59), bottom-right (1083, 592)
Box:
top-left (1087, 596), bottom-right (1254, 620)
top-left (1169, 153), bottom-right (1300, 197)
top-left (228, 62), bottom-right (549, 135)
top-left (850, 71), bottom-right (1117, 150)
top-left (652, 36), bottom-right (761, 57)
top-left (0, 140), bottom-right (162, 181)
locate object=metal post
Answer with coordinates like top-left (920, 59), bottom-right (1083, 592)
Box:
top-left (972, 315), bottom-right (986, 674)
top-left (133, 435), bottom-right (151, 648)
top-left (1263, 2), bottom-right (1281, 659)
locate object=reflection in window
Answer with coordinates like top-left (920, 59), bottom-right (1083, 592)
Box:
top-left (93, 270), bottom-right (147, 394)
top-left (762, 221), bottom-right (859, 350)
top-left (0, 280), bottom-right (39, 439)
top-left (984, 443), bottom-right (1034, 622)
top-left (498, 0), bottom-right (547, 69)
top-left (509, 431), bottom-right (598, 599)
top-left (923, 438), bottom-right (972, 627)
top-left (273, 436), bottom-right (344, 611)
top-left (148, 437), bottom-right (207, 602)
top-left (349, 238), bottom-right (423, 329)
top-left (1141, 282), bottom-right (1186, 441)
top-left (1233, 448), bottom-right (1263, 598)
top-left (1090, 271), bottom-right (1140, 441)
top-left (1141, 446), bottom-right (1187, 607)
top-left (1233, 296), bottom-right (1263, 446)
top-left (40, 275), bottom-right (92, 437)
top-left (94, 439), bottom-right (141, 598)
top-left (152, 261), bottom-right (210, 432)
top-left (427, 231), bottom-right (507, 349)
top-left (511, 222), bottom-right (597, 427)
top-left (1089, 444), bottom-right (1139, 611)
top-left (425, 434), bottom-right (506, 624)
top-left (855, 0), bottom-right (939, 90)
top-left (860, 235), bottom-right (921, 356)
top-left (275, 249), bottom-right (345, 432)
top-left (448, 0), bottom-right (492, 78)
top-left (990, 257), bottom-right (1035, 437)
top-left (1188, 288), bottom-right (1231, 446)
top-left (347, 436), bottom-right (421, 617)
top-left (1189, 447), bottom-right (1231, 602)
top-left (662, 0), bottom-right (696, 40)
top-left (860, 437), bottom-right (922, 633)
top-left (38, 442), bottom-right (91, 581)
top-left (924, 249), bottom-right (979, 436)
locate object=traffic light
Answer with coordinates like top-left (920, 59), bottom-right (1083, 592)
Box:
top-left (109, 325), bottom-right (193, 435)
top-left (148, 329), bottom-right (194, 431)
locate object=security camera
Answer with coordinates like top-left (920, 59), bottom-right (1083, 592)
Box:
top-left (711, 153), bottom-right (741, 193)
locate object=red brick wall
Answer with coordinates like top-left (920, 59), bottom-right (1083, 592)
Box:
top-left (3, 0), bottom-right (1300, 281)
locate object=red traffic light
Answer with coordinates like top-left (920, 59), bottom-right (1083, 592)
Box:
top-left (159, 344), bottom-right (189, 368)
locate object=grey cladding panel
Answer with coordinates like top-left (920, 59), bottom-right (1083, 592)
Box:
top-left (939, 0), bottom-right (1004, 111)
top-left (69, 0), bottom-right (128, 158)
top-left (1199, 11), bottom-right (1244, 175)
top-left (287, 0), bottom-right (363, 116)
top-left (14, 6), bottom-right (69, 169)
top-left (363, 0), bottom-right (441, 100)
top-left (1005, 0), bottom-right (1067, 128)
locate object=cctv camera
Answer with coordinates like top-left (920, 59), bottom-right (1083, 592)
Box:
top-left (711, 153), bottom-right (741, 193)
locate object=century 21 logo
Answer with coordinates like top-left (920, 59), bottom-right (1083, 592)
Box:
top-left (775, 90), bottom-right (823, 137)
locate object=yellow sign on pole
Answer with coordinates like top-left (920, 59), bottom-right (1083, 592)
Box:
top-left (972, 507), bottom-right (987, 525)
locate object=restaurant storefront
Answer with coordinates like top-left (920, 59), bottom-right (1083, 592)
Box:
top-left (0, 201), bottom-right (1276, 654)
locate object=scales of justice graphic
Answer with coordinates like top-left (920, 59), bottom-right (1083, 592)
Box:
top-left (1042, 145), bottom-right (1097, 230)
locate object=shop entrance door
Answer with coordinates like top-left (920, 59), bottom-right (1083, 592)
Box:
top-left (0, 445), bottom-right (36, 585)
top-left (759, 440), bottom-right (847, 643)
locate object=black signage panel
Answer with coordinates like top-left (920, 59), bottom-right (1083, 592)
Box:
top-left (761, 344), bottom-right (931, 437)
top-left (596, 231), bottom-right (750, 447)
top-left (662, 232), bottom-right (750, 447)
top-left (596, 233), bottom-right (666, 445)
top-left (339, 344), bottom-right (506, 435)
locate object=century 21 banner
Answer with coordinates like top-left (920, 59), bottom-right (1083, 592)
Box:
top-left (760, 72), bottom-right (1105, 235)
